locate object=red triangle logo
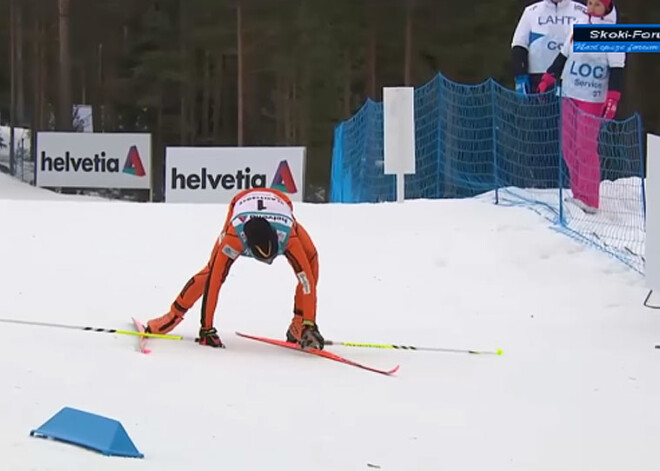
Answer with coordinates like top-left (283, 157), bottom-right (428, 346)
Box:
top-left (123, 145), bottom-right (146, 177)
top-left (270, 160), bottom-right (297, 193)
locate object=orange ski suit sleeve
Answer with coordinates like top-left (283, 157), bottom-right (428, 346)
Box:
top-left (194, 189), bottom-right (256, 328)
top-left (189, 225), bottom-right (244, 330)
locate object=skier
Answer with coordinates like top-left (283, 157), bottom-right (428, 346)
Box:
top-left (145, 187), bottom-right (324, 349)
top-left (536, 0), bottom-right (622, 213)
top-left (510, 0), bottom-right (615, 94)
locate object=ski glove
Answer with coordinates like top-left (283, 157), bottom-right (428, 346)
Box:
top-left (537, 73), bottom-right (556, 94)
top-left (602, 90), bottom-right (621, 120)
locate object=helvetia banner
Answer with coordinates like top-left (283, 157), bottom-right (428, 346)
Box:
top-left (36, 132), bottom-right (152, 189)
top-left (165, 147), bottom-right (306, 203)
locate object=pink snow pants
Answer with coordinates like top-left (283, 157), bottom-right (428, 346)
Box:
top-left (561, 97), bottom-right (604, 209)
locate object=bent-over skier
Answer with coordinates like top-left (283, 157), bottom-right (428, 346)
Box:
top-left (145, 188), bottom-right (323, 350)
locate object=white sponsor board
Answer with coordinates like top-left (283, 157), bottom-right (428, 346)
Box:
top-left (646, 133), bottom-right (660, 292)
top-left (165, 147), bottom-right (305, 203)
top-left (383, 87), bottom-right (415, 176)
top-left (36, 132), bottom-right (151, 189)
top-left (383, 86), bottom-right (416, 202)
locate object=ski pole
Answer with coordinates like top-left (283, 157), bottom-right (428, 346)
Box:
top-left (324, 340), bottom-right (503, 356)
top-left (0, 318), bottom-right (183, 340)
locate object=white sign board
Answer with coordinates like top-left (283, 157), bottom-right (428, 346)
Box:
top-left (165, 146), bottom-right (306, 203)
top-left (383, 87), bottom-right (416, 176)
top-left (646, 133), bottom-right (660, 291)
top-left (36, 132), bottom-right (151, 189)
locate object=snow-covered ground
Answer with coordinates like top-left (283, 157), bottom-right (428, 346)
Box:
top-left (1, 172), bottom-right (659, 471)
top-left (501, 177), bottom-right (646, 272)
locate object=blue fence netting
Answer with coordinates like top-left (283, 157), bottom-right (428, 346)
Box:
top-left (330, 72), bottom-right (646, 274)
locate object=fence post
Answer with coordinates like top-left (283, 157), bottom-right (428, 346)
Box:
top-left (490, 79), bottom-right (499, 205)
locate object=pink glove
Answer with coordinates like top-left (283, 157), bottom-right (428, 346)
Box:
top-left (602, 90), bottom-right (621, 120)
top-left (537, 73), bottom-right (556, 94)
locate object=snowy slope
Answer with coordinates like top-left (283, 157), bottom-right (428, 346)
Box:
top-left (0, 172), bottom-right (108, 201)
top-left (501, 177), bottom-right (646, 271)
top-left (1, 174), bottom-right (659, 471)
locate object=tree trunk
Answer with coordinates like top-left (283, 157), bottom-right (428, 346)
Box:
top-left (366, 0), bottom-right (377, 99)
top-left (223, 57), bottom-right (234, 143)
top-left (31, 11), bottom-right (40, 164)
top-left (212, 53), bottom-right (223, 143)
top-left (39, 22), bottom-right (47, 130)
top-left (154, 85), bottom-right (165, 201)
top-left (283, 76), bottom-right (293, 145)
top-left (404, 0), bottom-right (414, 86)
top-left (343, 51), bottom-right (351, 117)
top-left (57, 0), bottom-right (72, 131)
top-left (97, 43), bottom-right (104, 131)
top-left (298, 64), bottom-right (310, 148)
top-left (81, 67), bottom-right (86, 105)
top-left (15, 0), bottom-right (24, 126)
top-left (201, 51), bottom-right (211, 142)
top-left (188, 74), bottom-right (197, 144)
top-left (179, 0), bottom-right (187, 144)
top-left (9, 0), bottom-right (16, 174)
top-left (103, 47), bottom-right (118, 132)
top-left (237, 0), bottom-right (244, 146)
top-left (275, 70), bottom-right (284, 144)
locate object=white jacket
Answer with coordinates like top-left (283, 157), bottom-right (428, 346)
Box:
top-left (512, 0), bottom-right (588, 74)
top-left (559, 8), bottom-right (624, 103)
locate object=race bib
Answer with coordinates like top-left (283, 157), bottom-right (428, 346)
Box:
top-left (232, 191), bottom-right (292, 218)
top-left (561, 55), bottom-right (609, 102)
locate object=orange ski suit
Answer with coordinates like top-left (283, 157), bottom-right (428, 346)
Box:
top-left (146, 188), bottom-right (319, 340)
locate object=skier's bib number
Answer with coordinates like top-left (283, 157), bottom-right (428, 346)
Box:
top-left (232, 191), bottom-right (293, 219)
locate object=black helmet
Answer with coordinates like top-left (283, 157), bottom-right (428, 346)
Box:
top-left (243, 217), bottom-right (278, 263)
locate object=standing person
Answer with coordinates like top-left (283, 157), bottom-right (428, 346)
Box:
top-left (537, 0), bottom-right (622, 213)
top-left (511, 0), bottom-right (589, 95)
top-left (144, 188), bottom-right (324, 349)
top-left (509, 0), bottom-right (596, 191)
